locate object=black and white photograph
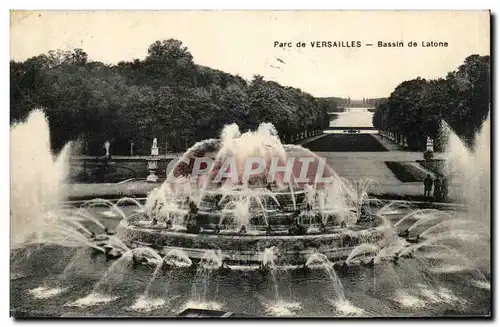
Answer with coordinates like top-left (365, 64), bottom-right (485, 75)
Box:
top-left (9, 10), bottom-right (491, 318)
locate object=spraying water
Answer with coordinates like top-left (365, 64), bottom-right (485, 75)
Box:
top-left (442, 114), bottom-right (490, 271)
top-left (164, 249), bottom-right (192, 268)
top-left (189, 250), bottom-right (223, 309)
top-left (443, 115), bottom-right (490, 225)
top-left (345, 244), bottom-right (380, 265)
top-left (11, 109), bottom-right (71, 247)
top-left (262, 247), bottom-right (280, 300)
top-left (305, 252), bottom-right (363, 316)
top-left (305, 253), bottom-right (345, 300)
top-left (141, 122), bottom-right (359, 233)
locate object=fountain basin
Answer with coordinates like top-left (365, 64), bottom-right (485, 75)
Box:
top-left (116, 219), bottom-right (388, 265)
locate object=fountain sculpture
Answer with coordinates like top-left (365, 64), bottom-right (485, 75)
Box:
top-left (116, 123), bottom-right (390, 265)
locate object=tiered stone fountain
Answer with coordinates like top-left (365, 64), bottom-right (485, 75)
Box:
top-left (116, 123), bottom-right (391, 265)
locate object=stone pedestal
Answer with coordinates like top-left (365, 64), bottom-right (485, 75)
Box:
top-left (147, 143), bottom-right (160, 182)
top-left (426, 137), bottom-right (434, 151)
top-left (146, 158), bottom-right (160, 182)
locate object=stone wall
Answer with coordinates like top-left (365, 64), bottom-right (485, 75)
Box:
top-left (116, 220), bottom-right (386, 264)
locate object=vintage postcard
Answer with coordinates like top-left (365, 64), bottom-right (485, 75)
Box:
top-left (10, 10), bottom-right (491, 318)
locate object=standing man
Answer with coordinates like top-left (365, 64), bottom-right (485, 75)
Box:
top-left (423, 174), bottom-right (434, 197)
top-left (433, 175), bottom-right (442, 201)
top-left (441, 176), bottom-right (449, 201)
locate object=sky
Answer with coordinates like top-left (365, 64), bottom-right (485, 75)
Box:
top-left (10, 10), bottom-right (490, 98)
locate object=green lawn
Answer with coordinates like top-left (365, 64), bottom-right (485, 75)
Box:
top-left (305, 134), bottom-right (388, 152)
top-left (384, 161), bottom-right (429, 183)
